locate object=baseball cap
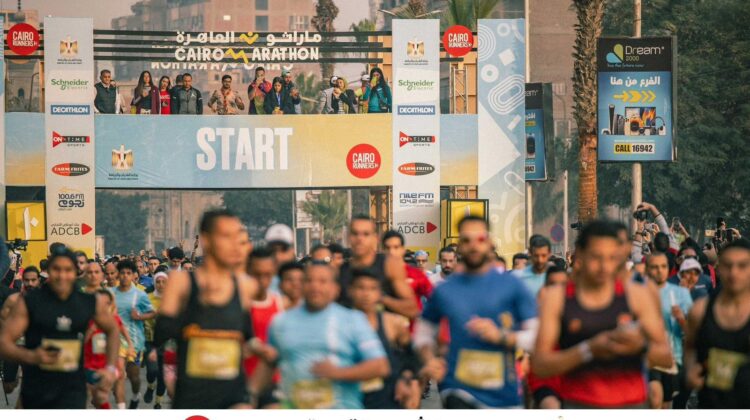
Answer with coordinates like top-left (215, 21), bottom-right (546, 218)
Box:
top-left (361, 74), bottom-right (370, 82)
top-left (415, 250), bottom-right (428, 259)
top-left (281, 69), bottom-right (290, 76)
top-left (265, 224), bottom-right (294, 246)
top-left (679, 258), bottom-right (702, 274)
top-left (330, 76), bottom-right (339, 87)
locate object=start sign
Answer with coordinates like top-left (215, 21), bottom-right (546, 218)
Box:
top-left (7, 23), bottom-right (39, 56)
top-left (442, 25), bottom-right (473, 57)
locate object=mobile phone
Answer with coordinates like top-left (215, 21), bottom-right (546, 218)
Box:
top-left (672, 217), bottom-right (680, 226)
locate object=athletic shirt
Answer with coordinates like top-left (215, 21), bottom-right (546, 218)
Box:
top-left (173, 272), bottom-right (253, 409)
top-left (558, 280), bottom-right (646, 407)
top-left (84, 315), bottom-right (124, 370)
top-left (338, 254), bottom-right (395, 308)
top-left (244, 292), bottom-right (284, 378)
top-left (22, 285), bottom-right (96, 394)
top-left (363, 311), bottom-right (400, 409)
top-left (696, 294), bottom-right (750, 408)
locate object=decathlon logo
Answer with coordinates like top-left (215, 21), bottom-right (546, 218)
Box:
top-left (51, 104), bottom-right (90, 115)
top-left (397, 105), bottom-right (435, 115)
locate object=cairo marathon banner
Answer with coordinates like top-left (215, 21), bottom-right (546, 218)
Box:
top-left (391, 19), bottom-right (441, 252)
top-left (95, 114), bottom-right (392, 189)
top-left (44, 17), bottom-right (96, 255)
top-left (597, 37), bottom-right (675, 161)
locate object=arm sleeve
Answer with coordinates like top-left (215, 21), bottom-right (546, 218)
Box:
top-left (196, 91), bottom-right (203, 115)
top-left (632, 240), bottom-right (644, 263)
top-left (170, 92), bottom-right (178, 114)
top-left (420, 287), bottom-right (442, 323)
top-left (655, 214), bottom-right (679, 249)
top-left (139, 292), bottom-right (154, 313)
top-left (351, 312), bottom-right (386, 362)
top-left (516, 279), bottom-right (539, 322)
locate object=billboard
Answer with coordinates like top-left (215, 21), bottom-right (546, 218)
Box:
top-left (525, 83), bottom-right (553, 181)
top-left (477, 19), bottom-right (527, 259)
top-left (597, 37), bottom-right (675, 161)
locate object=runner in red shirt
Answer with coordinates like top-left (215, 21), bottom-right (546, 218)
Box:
top-left (245, 247), bottom-right (284, 408)
top-left (84, 289), bottom-right (129, 409)
top-left (382, 231), bottom-right (433, 313)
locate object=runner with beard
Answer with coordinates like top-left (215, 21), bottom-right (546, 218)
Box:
top-left (337, 216), bottom-right (419, 319)
top-left (685, 238), bottom-right (750, 408)
top-left (533, 220), bottom-right (672, 408)
top-left (0, 248), bottom-right (119, 408)
top-left (415, 216), bottom-right (538, 408)
top-left (155, 209), bottom-right (258, 409)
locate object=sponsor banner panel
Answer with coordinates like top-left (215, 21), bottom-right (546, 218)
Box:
top-left (524, 83), bottom-right (553, 181)
top-left (95, 114), bottom-right (392, 189)
top-left (44, 17), bottom-right (96, 253)
top-left (7, 113), bottom-right (480, 188)
top-left (597, 37), bottom-right (675, 162)
top-left (0, 16), bottom-right (5, 234)
top-left (477, 19), bottom-right (526, 259)
top-left (392, 19), bottom-right (441, 249)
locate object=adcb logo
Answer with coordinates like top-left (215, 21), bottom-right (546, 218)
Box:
top-left (346, 144), bottom-right (381, 179)
top-left (397, 221), bottom-right (437, 235)
top-left (50, 223), bottom-right (92, 236)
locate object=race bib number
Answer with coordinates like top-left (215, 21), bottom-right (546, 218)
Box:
top-left (455, 349), bottom-right (504, 389)
top-left (706, 347), bottom-right (748, 391)
top-left (186, 337), bottom-right (241, 380)
top-left (92, 333), bottom-right (107, 355)
top-left (40, 338), bottom-right (82, 372)
top-left (291, 379), bottom-right (335, 409)
top-left (361, 377), bottom-right (384, 393)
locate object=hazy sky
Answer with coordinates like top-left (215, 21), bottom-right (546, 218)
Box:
top-left (12, 0), bottom-right (369, 30)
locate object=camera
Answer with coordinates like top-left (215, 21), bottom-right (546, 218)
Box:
top-left (633, 209), bottom-right (649, 221)
top-left (6, 238), bottom-right (28, 251)
top-left (571, 221), bottom-right (584, 230)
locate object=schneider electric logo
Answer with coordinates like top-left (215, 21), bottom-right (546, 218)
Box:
top-left (606, 43), bottom-right (666, 64)
top-left (398, 79), bottom-right (435, 92)
top-left (397, 105), bottom-right (435, 115)
top-left (50, 78), bottom-right (89, 90)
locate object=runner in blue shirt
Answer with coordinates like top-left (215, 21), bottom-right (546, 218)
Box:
top-left (415, 216), bottom-right (538, 408)
top-left (645, 252), bottom-right (693, 409)
top-left (513, 235), bottom-right (552, 296)
top-left (253, 263), bottom-right (390, 409)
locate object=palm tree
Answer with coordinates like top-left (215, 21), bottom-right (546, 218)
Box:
top-left (312, 0), bottom-right (339, 83)
top-left (393, 0), bottom-right (429, 18)
top-left (443, 0), bottom-right (501, 30)
top-left (351, 18), bottom-right (375, 45)
top-left (302, 190), bottom-right (348, 243)
top-left (572, 0), bottom-right (605, 222)
top-left (294, 72), bottom-right (321, 114)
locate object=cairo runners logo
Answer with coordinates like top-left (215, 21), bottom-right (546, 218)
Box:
top-left (398, 162), bottom-right (435, 176)
top-left (346, 144), bottom-right (381, 179)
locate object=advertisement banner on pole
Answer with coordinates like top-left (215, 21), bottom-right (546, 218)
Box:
top-left (392, 20), bottom-right (441, 249)
top-left (44, 17), bottom-right (96, 255)
top-left (0, 16), bottom-right (5, 235)
top-left (597, 37), bottom-right (675, 161)
top-left (477, 19), bottom-right (526, 259)
top-left (524, 83), bottom-right (553, 181)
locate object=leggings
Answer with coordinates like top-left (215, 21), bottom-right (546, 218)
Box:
top-left (145, 343), bottom-right (166, 397)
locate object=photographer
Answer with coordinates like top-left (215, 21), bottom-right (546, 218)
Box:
top-left (712, 217), bottom-right (742, 251)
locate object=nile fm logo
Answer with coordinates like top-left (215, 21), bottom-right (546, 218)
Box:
top-left (607, 43), bottom-right (624, 64)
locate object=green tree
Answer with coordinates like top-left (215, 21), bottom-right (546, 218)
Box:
top-left (443, 0), bottom-right (502, 30)
top-left (302, 190), bottom-right (348, 243)
top-left (571, 0), bottom-right (606, 222)
top-left (351, 18), bottom-right (375, 44)
top-left (95, 191), bottom-right (148, 254)
top-left (312, 0), bottom-right (339, 83)
top-left (222, 190), bottom-right (293, 235)
top-left (393, 0), bottom-right (429, 19)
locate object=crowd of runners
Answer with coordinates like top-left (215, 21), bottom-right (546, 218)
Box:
top-left (0, 203), bottom-right (748, 409)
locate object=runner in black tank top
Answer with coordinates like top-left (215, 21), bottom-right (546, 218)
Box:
top-left (0, 249), bottom-right (120, 409)
top-left (695, 294), bottom-right (750, 408)
top-left (339, 254), bottom-right (395, 307)
top-left (682, 238), bottom-right (750, 408)
top-left (172, 271), bottom-right (253, 408)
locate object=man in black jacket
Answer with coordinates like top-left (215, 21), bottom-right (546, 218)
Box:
top-left (170, 73), bottom-right (203, 114)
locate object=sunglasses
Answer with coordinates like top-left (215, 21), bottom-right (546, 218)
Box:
top-left (459, 233), bottom-right (489, 244)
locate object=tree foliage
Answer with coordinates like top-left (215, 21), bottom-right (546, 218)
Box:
top-left (294, 72), bottom-right (321, 114)
top-left (443, 0), bottom-right (502, 30)
top-left (96, 191), bottom-right (148, 254)
top-left (222, 190), bottom-right (294, 235)
top-left (302, 190), bottom-right (348, 243)
top-left (312, 0), bottom-right (339, 83)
